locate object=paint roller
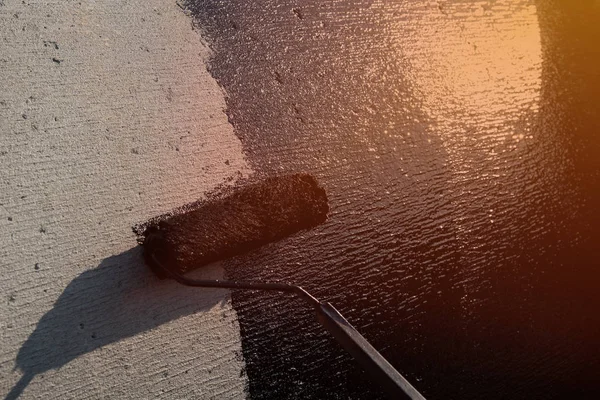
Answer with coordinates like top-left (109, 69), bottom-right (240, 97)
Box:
top-left (134, 173), bottom-right (425, 400)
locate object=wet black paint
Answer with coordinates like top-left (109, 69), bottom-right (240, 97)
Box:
top-left (185, 1), bottom-right (600, 399)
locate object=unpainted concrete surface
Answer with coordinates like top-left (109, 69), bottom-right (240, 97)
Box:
top-left (0, 0), bottom-right (249, 398)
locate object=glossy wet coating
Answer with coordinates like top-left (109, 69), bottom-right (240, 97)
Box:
top-left (186, 1), bottom-right (600, 398)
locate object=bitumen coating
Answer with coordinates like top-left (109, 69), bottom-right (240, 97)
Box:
top-left (185, 1), bottom-right (600, 399)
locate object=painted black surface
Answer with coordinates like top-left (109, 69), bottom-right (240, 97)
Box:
top-left (185, 1), bottom-right (600, 399)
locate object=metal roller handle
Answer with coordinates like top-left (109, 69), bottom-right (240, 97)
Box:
top-left (148, 253), bottom-right (426, 400)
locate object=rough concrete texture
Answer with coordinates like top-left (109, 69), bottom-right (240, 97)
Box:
top-left (0, 0), bottom-right (249, 398)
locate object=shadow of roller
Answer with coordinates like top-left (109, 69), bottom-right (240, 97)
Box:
top-left (6, 247), bottom-right (227, 400)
